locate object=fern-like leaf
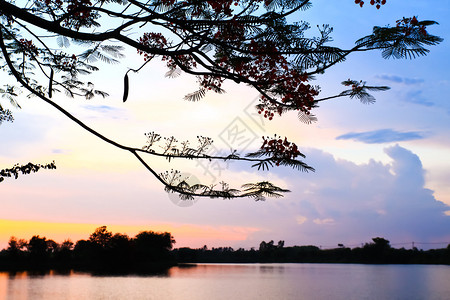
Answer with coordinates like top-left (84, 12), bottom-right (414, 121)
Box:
top-left (165, 68), bottom-right (182, 78)
top-left (241, 181), bottom-right (290, 201)
top-left (278, 159), bottom-right (315, 172)
top-left (184, 88), bottom-right (206, 101)
top-left (56, 36), bottom-right (70, 48)
top-left (297, 111), bottom-right (317, 124)
top-left (251, 160), bottom-right (273, 171)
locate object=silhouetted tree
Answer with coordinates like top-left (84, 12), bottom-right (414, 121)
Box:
top-left (60, 239), bottom-right (74, 251)
top-left (360, 237), bottom-right (393, 263)
top-left (7, 236), bottom-right (27, 253)
top-left (0, 0), bottom-right (442, 199)
top-left (108, 233), bottom-right (133, 263)
top-left (89, 226), bottom-right (113, 248)
top-left (54, 239), bottom-right (74, 262)
top-left (27, 235), bottom-right (50, 261)
top-left (134, 231), bottom-right (175, 262)
top-left (5, 236), bottom-right (27, 260)
top-left (46, 239), bottom-right (58, 254)
top-left (371, 237), bottom-right (391, 249)
top-left (259, 240), bottom-right (276, 251)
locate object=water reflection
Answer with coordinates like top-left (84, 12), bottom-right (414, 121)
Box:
top-left (169, 263), bottom-right (257, 276)
top-left (6, 269), bottom-right (72, 278)
top-left (259, 264), bottom-right (286, 274)
top-left (0, 264), bottom-right (449, 300)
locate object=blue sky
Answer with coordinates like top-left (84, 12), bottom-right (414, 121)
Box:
top-left (1, 0), bottom-right (449, 250)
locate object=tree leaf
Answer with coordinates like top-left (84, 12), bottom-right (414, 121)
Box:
top-left (184, 88), bottom-right (206, 101)
top-left (56, 36), bottom-right (70, 48)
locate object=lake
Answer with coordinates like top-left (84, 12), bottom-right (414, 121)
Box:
top-left (1, 263), bottom-right (449, 299)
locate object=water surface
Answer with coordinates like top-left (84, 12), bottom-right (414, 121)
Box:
top-left (1, 264), bottom-right (449, 299)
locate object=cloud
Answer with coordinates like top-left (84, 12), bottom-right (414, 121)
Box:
top-left (51, 149), bottom-right (69, 154)
top-left (201, 145), bottom-right (450, 248)
top-left (296, 216), bottom-right (307, 225)
top-left (336, 129), bottom-right (426, 144)
top-left (246, 145), bottom-right (450, 248)
top-left (313, 218), bottom-right (335, 225)
top-left (375, 76), bottom-right (434, 106)
top-left (403, 90), bottom-right (435, 107)
top-left (82, 104), bottom-right (128, 120)
top-left (376, 74), bottom-right (424, 85)
top-left (83, 105), bottom-right (120, 113)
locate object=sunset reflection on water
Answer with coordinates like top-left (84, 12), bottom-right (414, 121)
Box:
top-left (0, 264), bottom-right (449, 300)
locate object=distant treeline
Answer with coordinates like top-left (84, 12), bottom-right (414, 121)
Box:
top-left (174, 237), bottom-right (450, 265)
top-left (1, 228), bottom-right (449, 273)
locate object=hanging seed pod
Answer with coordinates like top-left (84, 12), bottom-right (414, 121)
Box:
top-left (49, 68), bottom-right (54, 98)
top-left (123, 73), bottom-right (129, 102)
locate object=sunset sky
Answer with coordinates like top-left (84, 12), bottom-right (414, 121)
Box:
top-left (1, 0), bottom-right (449, 250)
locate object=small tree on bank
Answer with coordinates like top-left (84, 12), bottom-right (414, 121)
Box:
top-left (0, 0), bottom-right (442, 199)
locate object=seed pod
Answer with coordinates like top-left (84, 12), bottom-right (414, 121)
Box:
top-left (123, 73), bottom-right (129, 102)
top-left (49, 68), bottom-right (53, 98)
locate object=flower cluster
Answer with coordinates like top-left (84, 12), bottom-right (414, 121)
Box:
top-left (260, 135), bottom-right (301, 166)
top-left (66, 0), bottom-right (92, 20)
top-left (217, 40), bottom-right (318, 119)
top-left (19, 39), bottom-right (38, 57)
top-left (199, 75), bottom-right (225, 92)
top-left (257, 96), bottom-right (283, 120)
top-left (396, 16), bottom-right (427, 36)
top-left (207, 0), bottom-right (235, 16)
top-left (161, 0), bottom-right (239, 17)
top-left (163, 55), bottom-right (197, 71)
top-left (138, 33), bottom-right (198, 76)
top-left (137, 32), bottom-right (168, 61)
top-left (39, 0), bottom-right (90, 15)
top-left (160, 0), bottom-right (176, 5)
top-left (159, 0), bottom-right (277, 17)
top-left (57, 0), bottom-right (96, 29)
top-left (355, 0), bottom-right (386, 9)
top-left (59, 54), bottom-right (78, 69)
top-left (343, 79), bottom-right (364, 93)
top-left (258, 107), bottom-right (277, 120)
top-left (214, 19), bottom-right (245, 42)
top-left (43, 0), bottom-right (63, 6)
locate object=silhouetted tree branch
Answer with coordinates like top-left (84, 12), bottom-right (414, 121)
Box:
top-left (0, 0), bottom-right (442, 200)
top-left (0, 161), bottom-right (56, 182)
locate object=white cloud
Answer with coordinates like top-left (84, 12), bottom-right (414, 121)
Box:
top-left (376, 74), bottom-right (424, 85)
top-left (336, 129), bottom-right (426, 144)
top-left (296, 216), bottom-right (308, 225)
top-left (244, 145), bottom-right (450, 248)
top-left (313, 218), bottom-right (335, 225)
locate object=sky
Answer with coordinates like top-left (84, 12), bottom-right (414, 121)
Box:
top-left (1, 0), bottom-right (449, 251)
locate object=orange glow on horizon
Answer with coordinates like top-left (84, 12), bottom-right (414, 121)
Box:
top-left (0, 219), bottom-right (260, 250)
